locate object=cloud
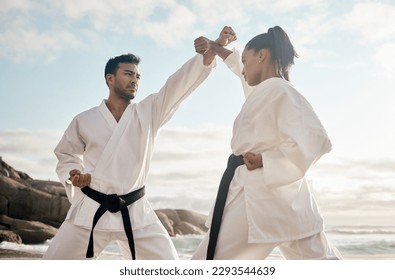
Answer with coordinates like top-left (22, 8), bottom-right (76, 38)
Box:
top-left (0, 27), bottom-right (86, 63)
top-left (343, 2), bottom-right (395, 44)
top-left (4, 0), bottom-right (386, 76)
top-left (190, 0), bottom-right (248, 26)
top-left (0, 1), bottom-right (91, 63)
top-left (0, 0), bottom-right (337, 63)
top-left (0, 0), bottom-right (205, 62)
top-left (314, 183), bottom-right (395, 218)
top-left (270, 0), bottom-right (324, 13)
top-left (0, 129), bottom-right (62, 155)
top-left (52, 0), bottom-right (198, 40)
top-left (291, 13), bottom-right (338, 62)
top-left (132, 3), bottom-right (197, 46)
top-left (304, 154), bottom-right (395, 222)
top-left (0, 129), bottom-right (62, 180)
top-left (310, 156), bottom-right (395, 190)
top-left (372, 42), bottom-right (395, 78)
top-left (0, 0), bottom-right (32, 13)
top-left (342, 2), bottom-right (395, 77)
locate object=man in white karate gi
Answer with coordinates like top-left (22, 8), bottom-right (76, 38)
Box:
top-left (42, 37), bottom-right (219, 259)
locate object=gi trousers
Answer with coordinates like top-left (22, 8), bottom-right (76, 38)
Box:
top-left (42, 218), bottom-right (178, 260)
top-left (192, 190), bottom-right (342, 260)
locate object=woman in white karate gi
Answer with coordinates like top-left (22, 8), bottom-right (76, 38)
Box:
top-left (192, 26), bottom-right (342, 260)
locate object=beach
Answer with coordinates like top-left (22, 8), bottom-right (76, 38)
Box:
top-left (1, 227), bottom-right (395, 260)
top-left (1, 249), bottom-right (394, 260)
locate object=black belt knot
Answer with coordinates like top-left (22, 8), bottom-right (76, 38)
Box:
top-left (81, 186), bottom-right (145, 259)
top-left (206, 154), bottom-right (244, 260)
top-left (105, 194), bottom-right (126, 213)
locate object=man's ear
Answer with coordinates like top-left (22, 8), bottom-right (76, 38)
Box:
top-left (105, 73), bottom-right (113, 85)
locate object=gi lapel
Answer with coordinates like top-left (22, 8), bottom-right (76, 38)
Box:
top-left (93, 101), bottom-right (133, 178)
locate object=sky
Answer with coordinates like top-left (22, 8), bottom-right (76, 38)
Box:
top-left (1, 0), bottom-right (395, 225)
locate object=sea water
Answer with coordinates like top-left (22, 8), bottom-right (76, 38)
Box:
top-left (1, 224), bottom-right (395, 259)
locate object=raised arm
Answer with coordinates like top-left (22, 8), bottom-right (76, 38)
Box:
top-left (223, 50), bottom-right (254, 99)
top-left (194, 27), bottom-right (253, 98)
top-left (194, 26), bottom-right (236, 62)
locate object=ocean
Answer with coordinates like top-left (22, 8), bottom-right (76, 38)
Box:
top-left (1, 224), bottom-right (395, 259)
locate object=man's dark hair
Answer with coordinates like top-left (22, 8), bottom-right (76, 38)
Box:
top-left (104, 53), bottom-right (141, 80)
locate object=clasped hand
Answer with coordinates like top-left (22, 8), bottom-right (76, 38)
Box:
top-left (194, 26), bottom-right (237, 54)
top-left (243, 152), bottom-right (263, 171)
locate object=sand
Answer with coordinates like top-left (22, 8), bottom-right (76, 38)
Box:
top-left (1, 248), bottom-right (394, 260)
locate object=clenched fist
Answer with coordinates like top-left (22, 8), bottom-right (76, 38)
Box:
top-left (194, 36), bottom-right (212, 55)
top-left (215, 26), bottom-right (237, 47)
top-left (67, 169), bottom-right (91, 188)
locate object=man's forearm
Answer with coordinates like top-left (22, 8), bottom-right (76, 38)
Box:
top-left (202, 49), bottom-right (217, 66)
top-left (211, 41), bottom-right (233, 61)
top-left (203, 41), bottom-right (233, 65)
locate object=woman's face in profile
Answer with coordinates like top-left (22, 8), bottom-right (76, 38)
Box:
top-left (241, 48), bottom-right (263, 87)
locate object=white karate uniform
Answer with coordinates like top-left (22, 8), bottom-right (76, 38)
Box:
top-left (43, 54), bottom-right (215, 260)
top-left (192, 50), bottom-right (342, 260)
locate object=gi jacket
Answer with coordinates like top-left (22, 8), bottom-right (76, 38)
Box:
top-left (206, 50), bottom-right (331, 243)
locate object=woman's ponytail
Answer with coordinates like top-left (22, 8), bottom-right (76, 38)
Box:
top-left (268, 26), bottom-right (298, 81)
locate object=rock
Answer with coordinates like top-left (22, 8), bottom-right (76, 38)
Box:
top-left (0, 230), bottom-right (22, 244)
top-left (155, 209), bottom-right (208, 236)
top-left (14, 228), bottom-right (56, 245)
top-left (0, 175), bottom-right (69, 228)
top-left (0, 215), bottom-right (58, 244)
top-left (31, 180), bottom-right (66, 196)
top-left (0, 195), bottom-right (7, 215)
top-left (0, 248), bottom-right (42, 259)
top-left (0, 157), bottom-right (33, 184)
top-left (174, 221), bottom-right (205, 235)
top-left (155, 210), bottom-right (175, 236)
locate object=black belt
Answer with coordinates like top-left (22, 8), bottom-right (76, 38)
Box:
top-left (207, 154), bottom-right (244, 260)
top-left (81, 186), bottom-right (145, 259)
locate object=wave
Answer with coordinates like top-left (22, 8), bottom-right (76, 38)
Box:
top-left (326, 225), bottom-right (395, 235)
top-left (336, 239), bottom-right (395, 255)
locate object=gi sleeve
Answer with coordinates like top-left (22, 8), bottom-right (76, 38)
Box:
top-left (261, 90), bottom-right (331, 189)
top-left (53, 117), bottom-right (85, 201)
top-left (223, 49), bottom-right (254, 99)
top-left (151, 54), bottom-right (215, 131)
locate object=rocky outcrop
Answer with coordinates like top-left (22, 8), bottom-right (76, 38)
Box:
top-left (0, 175), bottom-right (69, 228)
top-left (0, 215), bottom-right (57, 244)
top-left (156, 208), bottom-right (208, 236)
top-left (0, 157), bottom-right (207, 245)
top-left (0, 229), bottom-right (22, 244)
